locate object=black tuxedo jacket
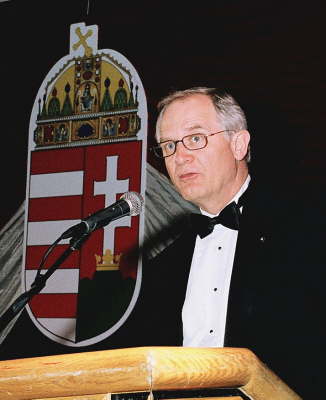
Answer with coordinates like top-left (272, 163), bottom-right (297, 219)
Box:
top-left (129, 178), bottom-right (324, 398)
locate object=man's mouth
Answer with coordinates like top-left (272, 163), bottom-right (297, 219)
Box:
top-left (179, 172), bottom-right (199, 181)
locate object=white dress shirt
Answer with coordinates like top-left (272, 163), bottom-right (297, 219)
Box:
top-left (182, 176), bottom-right (250, 347)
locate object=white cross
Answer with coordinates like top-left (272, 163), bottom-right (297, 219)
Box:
top-left (94, 155), bottom-right (130, 251)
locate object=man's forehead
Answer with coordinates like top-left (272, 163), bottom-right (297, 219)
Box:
top-left (160, 97), bottom-right (221, 137)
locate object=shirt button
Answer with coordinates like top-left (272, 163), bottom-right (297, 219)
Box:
top-left (209, 329), bottom-right (213, 333)
top-left (213, 288), bottom-right (217, 292)
top-left (218, 246), bottom-right (222, 250)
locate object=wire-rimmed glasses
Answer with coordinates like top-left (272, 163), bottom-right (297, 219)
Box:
top-left (151, 130), bottom-right (234, 158)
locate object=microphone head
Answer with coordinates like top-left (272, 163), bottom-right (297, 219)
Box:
top-left (120, 191), bottom-right (144, 216)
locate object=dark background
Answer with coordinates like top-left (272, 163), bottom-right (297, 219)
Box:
top-left (0, 0), bottom-right (325, 231)
top-left (0, 2), bottom-right (325, 398)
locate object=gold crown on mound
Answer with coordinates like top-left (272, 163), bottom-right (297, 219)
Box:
top-left (95, 249), bottom-right (122, 271)
top-left (33, 52), bottom-right (141, 149)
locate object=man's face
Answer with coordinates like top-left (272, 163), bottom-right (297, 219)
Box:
top-left (160, 94), bottom-right (246, 212)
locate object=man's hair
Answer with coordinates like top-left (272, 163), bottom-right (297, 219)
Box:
top-left (155, 87), bottom-right (250, 162)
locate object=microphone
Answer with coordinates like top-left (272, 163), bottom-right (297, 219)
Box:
top-left (61, 191), bottom-right (144, 238)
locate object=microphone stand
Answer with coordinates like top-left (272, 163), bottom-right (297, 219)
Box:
top-left (0, 228), bottom-right (90, 332)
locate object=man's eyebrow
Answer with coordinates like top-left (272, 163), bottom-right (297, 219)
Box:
top-left (159, 125), bottom-right (208, 142)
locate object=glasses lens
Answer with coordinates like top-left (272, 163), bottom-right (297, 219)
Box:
top-left (163, 141), bottom-right (176, 157)
top-left (155, 141), bottom-right (176, 158)
top-left (184, 134), bottom-right (207, 150)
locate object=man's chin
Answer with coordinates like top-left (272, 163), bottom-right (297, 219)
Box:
top-left (178, 187), bottom-right (202, 205)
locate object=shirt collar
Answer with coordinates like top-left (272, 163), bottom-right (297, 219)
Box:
top-left (201, 175), bottom-right (251, 218)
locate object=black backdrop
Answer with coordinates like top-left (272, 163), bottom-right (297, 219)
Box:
top-left (0, 0), bottom-right (325, 369)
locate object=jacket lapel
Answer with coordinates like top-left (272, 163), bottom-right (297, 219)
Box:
top-left (224, 180), bottom-right (272, 346)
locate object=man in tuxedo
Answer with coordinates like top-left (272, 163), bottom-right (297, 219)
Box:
top-left (136, 87), bottom-right (323, 398)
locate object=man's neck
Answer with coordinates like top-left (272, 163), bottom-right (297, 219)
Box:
top-left (201, 171), bottom-right (250, 216)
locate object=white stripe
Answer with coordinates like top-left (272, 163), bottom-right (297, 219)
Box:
top-left (27, 220), bottom-right (80, 245)
top-left (30, 171), bottom-right (84, 198)
top-left (25, 269), bottom-right (79, 293)
top-left (37, 318), bottom-right (76, 343)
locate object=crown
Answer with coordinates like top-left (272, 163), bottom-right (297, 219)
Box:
top-left (33, 53), bottom-right (141, 149)
top-left (95, 249), bottom-right (122, 271)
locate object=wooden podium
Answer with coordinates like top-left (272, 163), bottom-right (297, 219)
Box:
top-left (0, 347), bottom-right (301, 400)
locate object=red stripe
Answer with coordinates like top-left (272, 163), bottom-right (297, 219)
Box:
top-left (28, 196), bottom-right (83, 221)
top-left (30, 148), bottom-right (84, 174)
top-left (25, 245), bottom-right (80, 270)
top-left (30, 294), bottom-right (77, 318)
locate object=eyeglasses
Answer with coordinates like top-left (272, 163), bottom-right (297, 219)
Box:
top-left (151, 130), bottom-right (234, 158)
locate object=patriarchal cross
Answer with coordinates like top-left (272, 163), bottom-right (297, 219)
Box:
top-left (94, 155), bottom-right (130, 252)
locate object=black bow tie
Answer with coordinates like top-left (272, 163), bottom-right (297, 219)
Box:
top-left (190, 201), bottom-right (241, 238)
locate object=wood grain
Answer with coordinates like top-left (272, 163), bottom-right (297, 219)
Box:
top-left (35, 395), bottom-right (110, 400)
top-left (0, 347), bottom-right (301, 400)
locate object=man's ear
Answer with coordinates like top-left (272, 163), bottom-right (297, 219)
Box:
top-left (231, 130), bottom-right (250, 161)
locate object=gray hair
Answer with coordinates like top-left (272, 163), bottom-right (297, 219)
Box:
top-left (155, 87), bottom-right (250, 162)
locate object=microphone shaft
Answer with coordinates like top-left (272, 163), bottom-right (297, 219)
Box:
top-left (83, 198), bottom-right (130, 232)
